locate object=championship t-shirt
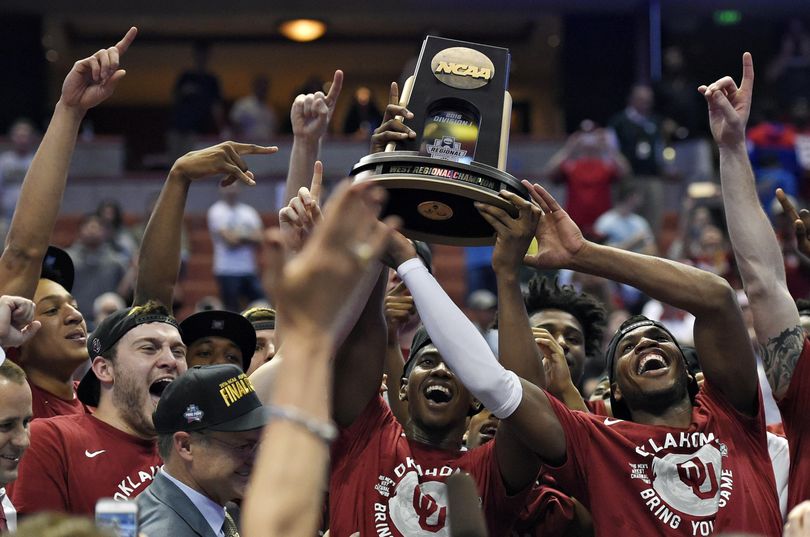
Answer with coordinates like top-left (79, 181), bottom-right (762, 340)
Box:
top-left (330, 396), bottom-right (528, 537)
top-left (8, 414), bottom-right (161, 516)
top-left (544, 381), bottom-right (782, 536)
top-left (29, 380), bottom-right (90, 419)
top-left (776, 337), bottom-right (810, 509)
top-left (511, 477), bottom-right (577, 537)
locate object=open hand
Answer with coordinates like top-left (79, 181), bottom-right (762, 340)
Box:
top-left (264, 181), bottom-right (399, 336)
top-left (291, 70), bottom-right (344, 141)
top-left (61, 27), bottom-right (138, 112)
top-left (521, 181), bottom-right (586, 270)
top-left (475, 190), bottom-right (541, 273)
top-left (698, 52), bottom-right (754, 148)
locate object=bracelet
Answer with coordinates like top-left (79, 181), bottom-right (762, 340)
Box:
top-left (268, 405), bottom-right (338, 444)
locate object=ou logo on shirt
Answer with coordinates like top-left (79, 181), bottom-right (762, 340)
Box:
top-left (389, 471), bottom-right (451, 536)
top-left (650, 444), bottom-right (723, 518)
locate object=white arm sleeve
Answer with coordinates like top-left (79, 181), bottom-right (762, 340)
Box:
top-left (397, 258), bottom-right (523, 419)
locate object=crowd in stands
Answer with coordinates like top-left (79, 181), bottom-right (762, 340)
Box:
top-left (0, 21), bottom-right (809, 537)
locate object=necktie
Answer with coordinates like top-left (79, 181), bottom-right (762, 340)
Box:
top-left (222, 511), bottom-right (239, 537)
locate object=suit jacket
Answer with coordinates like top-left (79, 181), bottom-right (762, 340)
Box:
top-left (137, 471), bottom-right (220, 537)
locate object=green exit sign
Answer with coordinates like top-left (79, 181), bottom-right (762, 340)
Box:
top-left (714, 10), bottom-right (742, 25)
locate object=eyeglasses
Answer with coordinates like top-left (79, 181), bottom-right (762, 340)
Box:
top-left (194, 432), bottom-right (261, 458)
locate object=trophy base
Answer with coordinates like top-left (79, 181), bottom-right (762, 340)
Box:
top-left (350, 152), bottom-right (529, 246)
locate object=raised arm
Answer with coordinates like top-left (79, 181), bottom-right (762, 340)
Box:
top-left (133, 142), bottom-right (277, 309)
top-left (476, 191), bottom-right (544, 385)
top-left (523, 183), bottom-right (758, 415)
top-left (284, 70), bottom-right (343, 203)
top-left (700, 53), bottom-right (803, 399)
top-left (390, 232), bottom-right (560, 490)
top-left (242, 181), bottom-right (394, 537)
top-left (0, 27), bottom-right (137, 298)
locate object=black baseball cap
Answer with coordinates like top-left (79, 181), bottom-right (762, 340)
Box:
top-left (179, 311), bottom-right (256, 371)
top-left (41, 246), bottom-right (74, 292)
top-left (402, 325), bottom-right (434, 379)
top-left (153, 364), bottom-right (270, 434)
top-left (78, 303), bottom-right (180, 406)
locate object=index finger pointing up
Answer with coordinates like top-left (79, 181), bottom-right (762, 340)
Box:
top-left (740, 52), bottom-right (755, 94)
top-left (325, 69), bottom-right (344, 105)
top-left (115, 27), bottom-right (138, 54)
top-left (310, 161), bottom-right (323, 203)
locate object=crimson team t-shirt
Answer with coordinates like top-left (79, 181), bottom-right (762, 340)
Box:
top-left (29, 380), bottom-right (90, 419)
top-left (330, 396), bottom-right (528, 537)
top-left (777, 337), bottom-right (810, 509)
top-left (544, 381), bottom-right (782, 537)
top-left (8, 414), bottom-right (161, 516)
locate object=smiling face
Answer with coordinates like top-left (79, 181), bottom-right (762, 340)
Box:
top-left (400, 345), bottom-right (474, 433)
top-left (189, 428), bottom-right (262, 504)
top-left (101, 323), bottom-right (188, 438)
top-left (466, 409), bottom-right (499, 449)
top-left (0, 378), bottom-right (32, 485)
top-left (611, 325), bottom-right (689, 415)
top-left (20, 279), bottom-right (88, 378)
top-left (187, 337), bottom-right (243, 369)
top-left (529, 309), bottom-right (587, 385)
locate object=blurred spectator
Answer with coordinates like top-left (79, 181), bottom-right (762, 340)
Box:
top-left (242, 306), bottom-right (276, 375)
top-left (608, 84), bottom-right (666, 232)
top-left (594, 185), bottom-right (657, 256)
top-left (66, 214), bottom-right (128, 320)
top-left (766, 18), bottom-right (810, 108)
top-left (342, 86), bottom-right (383, 138)
top-left (689, 225), bottom-right (738, 286)
top-left (92, 292), bottom-right (126, 330)
top-left (654, 46), bottom-right (708, 139)
top-left (95, 199), bottom-right (138, 262)
top-left (544, 121), bottom-right (630, 237)
top-left (667, 202), bottom-right (716, 260)
top-left (466, 289), bottom-right (498, 352)
top-left (168, 42), bottom-right (224, 162)
top-left (13, 513), bottom-right (115, 537)
top-left (0, 119), bottom-right (38, 234)
top-left (230, 75), bottom-right (278, 144)
top-left (207, 184), bottom-right (266, 312)
top-left (747, 103), bottom-right (799, 175)
top-left (641, 299), bottom-right (695, 346)
top-left (195, 295), bottom-right (224, 313)
top-left (754, 153), bottom-right (799, 216)
top-left (464, 246), bottom-right (496, 296)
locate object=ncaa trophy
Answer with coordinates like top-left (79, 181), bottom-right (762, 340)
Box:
top-left (350, 36), bottom-right (529, 245)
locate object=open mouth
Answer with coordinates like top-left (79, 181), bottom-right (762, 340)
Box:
top-left (149, 378), bottom-right (173, 402)
top-left (424, 384), bottom-right (453, 405)
top-left (0, 454), bottom-right (20, 463)
top-left (637, 353), bottom-right (669, 376)
top-left (66, 330), bottom-right (87, 343)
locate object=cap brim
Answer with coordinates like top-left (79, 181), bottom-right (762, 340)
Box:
top-left (77, 368), bottom-right (100, 407)
top-left (180, 311), bottom-right (256, 371)
top-left (41, 246), bottom-right (75, 292)
top-left (208, 405), bottom-right (270, 432)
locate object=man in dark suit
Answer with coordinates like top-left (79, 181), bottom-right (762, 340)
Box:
top-left (138, 364), bottom-right (269, 537)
